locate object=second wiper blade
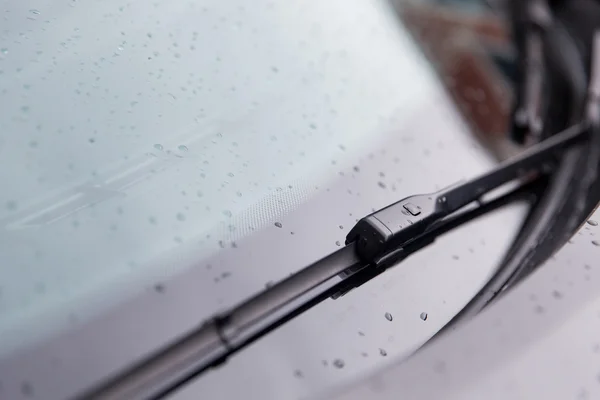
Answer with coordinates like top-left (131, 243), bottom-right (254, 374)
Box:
top-left (77, 121), bottom-right (588, 400)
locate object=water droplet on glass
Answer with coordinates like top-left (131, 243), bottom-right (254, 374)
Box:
top-left (379, 348), bottom-right (387, 356)
top-left (588, 220), bottom-right (598, 226)
top-left (293, 369), bottom-right (303, 378)
top-left (433, 360), bottom-right (447, 374)
top-left (175, 212), bottom-right (186, 222)
top-left (384, 312), bottom-right (393, 321)
top-left (29, 9), bottom-right (41, 15)
top-left (335, 240), bottom-right (341, 246)
top-left (274, 222), bottom-right (282, 228)
top-left (0, 48), bottom-right (8, 55)
top-left (153, 143), bottom-right (164, 151)
top-left (377, 181), bottom-right (386, 189)
top-left (420, 312), bottom-right (428, 321)
top-left (227, 172), bottom-right (234, 177)
top-left (593, 240), bottom-right (600, 247)
top-left (154, 284), bottom-right (165, 293)
top-left (6, 200), bottom-right (17, 211)
top-left (534, 304), bottom-right (545, 314)
top-left (332, 359), bottom-right (345, 369)
top-left (223, 210), bottom-right (232, 218)
top-left (178, 144), bottom-right (188, 151)
top-left (21, 381), bottom-right (34, 397)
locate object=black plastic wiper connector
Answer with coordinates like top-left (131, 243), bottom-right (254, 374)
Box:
top-left (346, 191), bottom-right (449, 266)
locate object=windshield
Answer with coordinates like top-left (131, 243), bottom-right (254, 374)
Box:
top-left (0, 0), bottom-right (438, 353)
top-left (0, 0), bottom-right (526, 396)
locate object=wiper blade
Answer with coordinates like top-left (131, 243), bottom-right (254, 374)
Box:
top-left (77, 122), bottom-right (589, 400)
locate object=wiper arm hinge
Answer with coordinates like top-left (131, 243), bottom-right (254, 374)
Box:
top-left (346, 122), bottom-right (587, 269)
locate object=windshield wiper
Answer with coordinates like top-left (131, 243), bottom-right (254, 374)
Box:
top-left (78, 3), bottom-right (600, 399)
top-left (77, 120), bottom-right (590, 400)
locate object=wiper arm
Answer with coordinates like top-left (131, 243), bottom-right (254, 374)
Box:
top-left (77, 121), bottom-right (589, 400)
top-left (347, 122), bottom-right (584, 267)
